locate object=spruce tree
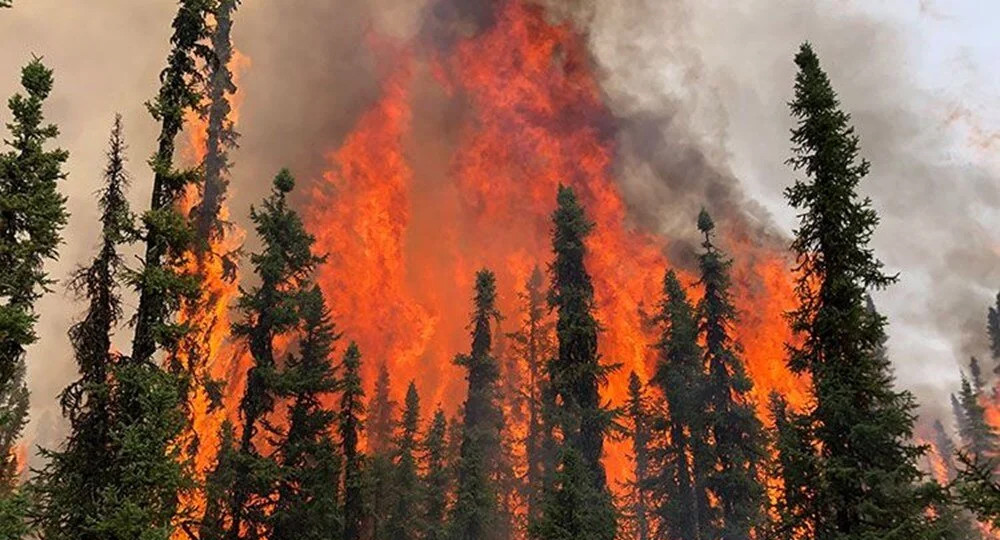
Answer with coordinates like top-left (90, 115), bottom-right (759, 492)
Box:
top-left (766, 392), bottom-right (819, 540)
top-left (387, 382), bottom-right (423, 540)
top-left (649, 270), bottom-right (708, 540)
top-left (952, 394), bottom-right (971, 443)
top-left (970, 357), bottom-right (986, 395)
top-left (450, 270), bottom-right (504, 540)
top-left (0, 58), bottom-right (68, 488)
top-left (957, 373), bottom-right (999, 462)
top-left (532, 186), bottom-right (616, 540)
top-left (424, 408), bottom-right (450, 540)
top-left (933, 419), bottom-right (958, 480)
top-left (989, 292), bottom-right (1000, 366)
top-left (33, 116), bottom-right (132, 539)
top-left (367, 362), bottom-right (396, 540)
top-left (781, 42), bottom-right (933, 538)
top-left (270, 286), bottom-right (342, 540)
top-left (130, 0), bottom-right (212, 365)
top-left (622, 372), bottom-right (651, 540)
top-left (339, 342), bottom-right (366, 540)
top-left (223, 169), bottom-right (323, 538)
top-left (507, 266), bottom-right (555, 524)
top-left (696, 209), bottom-right (766, 540)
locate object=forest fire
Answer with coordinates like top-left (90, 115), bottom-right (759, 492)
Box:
top-left (305, 0), bottom-right (805, 489)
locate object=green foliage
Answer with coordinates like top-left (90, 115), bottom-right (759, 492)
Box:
top-left (777, 42), bottom-right (934, 539)
top-left (339, 343), bottom-right (366, 540)
top-left (424, 408), bottom-right (450, 540)
top-left (450, 270), bottom-right (504, 540)
top-left (620, 372), bottom-right (650, 540)
top-left (386, 383), bottom-right (423, 540)
top-left (956, 368), bottom-right (999, 462)
top-left (0, 58), bottom-right (68, 493)
top-left (270, 286), bottom-right (342, 540)
top-left (507, 266), bottom-right (555, 526)
top-left (697, 209), bottom-right (766, 540)
top-left (649, 270), bottom-right (710, 540)
top-left (534, 187), bottom-right (616, 540)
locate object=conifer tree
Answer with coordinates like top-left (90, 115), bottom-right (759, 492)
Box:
top-left (223, 169), bottom-right (323, 538)
top-left (33, 116), bottom-right (131, 539)
top-left (953, 394), bottom-right (971, 442)
top-left (200, 421), bottom-right (238, 540)
top-left (0, 58), bottom-right (68, 489)
top-left (696, 209), bottom-right (766, 540)
top-left (367, 362), bottom-right (396, 540)
top-left (339, 342), bottom-right (366, 540)
top-left (957, 374), bottom-right (999, 462)
top-left (532, 186), bottom-right (616, 540)
top-left (766, 392), bottom-right (818, 540)
top-left (780, 42), bottom-right (933, 538)
top-left (270, 286), bottom-right (342, 540)
top-left (933, 419), bottom-right (958, 480)
top-left (649, 270), bottom-right (709, 540)
top-left (989, 292), bottom-right (1000, 365)
top-left (450, 270), bottom-right (504, 540)
top-left (622, 372), bottom-right (651, 540)
top-left (387, 382), bottom-right (423, 540)
top-left (970, 357), bottom-right (986, 395)
top-left (424, 408), bottom-right (450, 540)
top-left (507, 266), bottom-right (555, 523)
top-left (130, 0), bottom-right (213, 366)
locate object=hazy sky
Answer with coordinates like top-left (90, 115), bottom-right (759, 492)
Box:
top-left (1, 0), bottom-right (998, 452)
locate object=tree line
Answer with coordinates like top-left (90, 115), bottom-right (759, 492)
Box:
top-left (2, 1), bottom-right (1000, 539)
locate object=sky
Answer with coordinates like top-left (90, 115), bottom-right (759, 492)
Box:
top-left (0, 0), bottom-right (998, 452)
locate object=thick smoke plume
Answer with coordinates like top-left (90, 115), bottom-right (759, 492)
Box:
top-left (0, 0), bottom-right (996, 459)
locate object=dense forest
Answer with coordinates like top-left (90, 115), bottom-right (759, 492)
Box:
top-left (2, 1), bottom-right (1000, 539)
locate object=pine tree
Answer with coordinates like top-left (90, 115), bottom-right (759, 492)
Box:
top-left (532, 186), bottom-right (616, 540)
top-left (780, 42), bottom-right (933, 538)
top-left (339, 342), bottom-right (366, 540)
top-left (0, 58), bottom-right (68, 489)
top-left (450, 270), bottom-right (504, 540)
top-left (367, 362), bottom-right (396, 540)
top-left (270, 286), bottom-right (342, 540)
top-left (387, 382), bottom-right (423, 540)
top-left (424, 408), bottom-right (450, 540)
top-left (33, 116), bottom-right (132, 539)
top-left (622, 372), bottom-right (651, 540)
top-left (988, 292), bottom-right (1000, 366)
top-left (696, 209), bottom-right (766, 540)
top-left (649, 270), bottom-right (708, 540)
top-left (507, 266), bottom-right (555, 524)
top-left (223, 169), bottom-right (323, 539)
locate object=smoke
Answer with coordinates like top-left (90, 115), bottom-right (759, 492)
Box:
top-left (538, 0), bottom-right (1000, 422)
top-left (1, 0), bottom-right (997, 456)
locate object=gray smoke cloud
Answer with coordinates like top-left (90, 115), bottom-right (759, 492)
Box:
top-left (1, 0), bottom-right (997, 460)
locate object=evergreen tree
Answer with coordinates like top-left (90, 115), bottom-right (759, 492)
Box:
top-left (424, 408), bottom-right (450, 540)
top-left (33, 116), bottom-right (132, 539)
top-left (933, 419), bottom-right (958, 480)
top-left (957, 374), bottom-right (999, 462)
top-left (367, 362), bottom-right (396, 540)
top-left (223, 169), bottom-right (323, 539)
top-left (386, 382), bottom-right (423, 540)
top-left (270, 286), bottom-right (341, 540)
top-left (766, 392), bottom-right (818, 540)
top-left (696, 209), bottom-right (766, 540)
top-left (621, 372), bottom-right (651, 540)
top-left (989, 292), bottom-right (1000, 366)
top-left (195, 0), bottom-right (240, 243)
top-left (649, 270), bottom-right (709, 540)
top-left (339, 342), bottom-right (365, 540)
top-left (970, 357), bottom-right (986, 395)
top-left (200, 421), bottom-right (238, 540)
top-left (780, 42), bottom-right (933, 538)
top-left (507, 266), bottom-right (555, 524)
top-left (0, 58), bottom-right (68, 489)
top-left (532, 186), bottom-right (616, 540)
top-left (450, 270), bottom-right (504, 540)
top-left (130, 0), bottom-right (212, 366)
top-left (952, 394), bottom-right (970, 443)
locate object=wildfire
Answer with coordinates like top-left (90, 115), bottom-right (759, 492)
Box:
top-left (306, 0), bottom-right (805, 490)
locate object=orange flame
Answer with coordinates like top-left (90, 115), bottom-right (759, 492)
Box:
top-left (306, 0), bottom-right (805, 491)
